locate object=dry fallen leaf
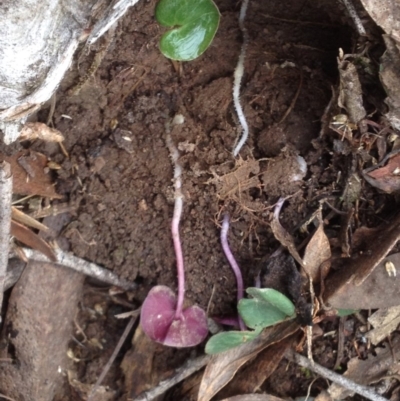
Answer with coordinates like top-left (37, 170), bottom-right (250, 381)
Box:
top-left (270, 198), bottom-right (304, 267)
top-left (11, 220), bottom-right (56, 262)
top-left (363, 151), bottom-right (400, 193)
top-left (359, 0), bottom-right (400, 43)
top-left (120, 325), bottom-right (158, 398)
top-left (325, 252), bottom-right (400, 309)
top-left (303, 210), bottom-right (331, 283)
top-left (221, 395), bottom-right (286, 401)
top-left (218, 334), bottom-right (296, 399)
top-left (366, 306), bottom-right (400, 345)
top-left (2, 150), bottom-right (61, 199)
top-left (198, 320), bottom-right (299, 401)
top-left (329, 334), bottom-right (400, 399)
top-left (337, 57), bottom-right (366, 125)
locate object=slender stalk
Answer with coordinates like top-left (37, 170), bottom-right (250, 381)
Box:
top-left (0, 161), bottom-right (12, 320)
top-left (165, 119), bottom-right (185, 319)
top-left (232, 0), bottom-right (250, 156)
top-left (221, 213), bottom-right (245, 330)
top-left (20, 247), bottom-right (136, 291)
top-left (286, 350), bottom-right (389, 401)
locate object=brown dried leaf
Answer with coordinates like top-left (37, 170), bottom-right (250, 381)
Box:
top-left (325, 252), bottom-right (400, 309)
top-left (366, 306), bottom-right (400, 345)
top-left (198, 321), bottom-right (299, 401)
top-left (380, 36), bottom-right (400, 130)
top-left (270, 198), bottom-right (304, 267)
top-left (121, 325), bottom-right (158, 398)
top-left (20, 122), bottom-right (64, 143)
top-left (11, 220), bottom-right (56, 261)
top-left (363, 151), bottom-right (400, 193)
top-left (324, 211), bottom-right (400, 308)
top-left (360, 0), bottom-right (400, 42)
top-left (303, 210), bottom-right (331, 283)
top-left (221, 395), bottom-right (286, 401)
top-left (218, 334), bottom-right (296, 399)
top-left (12, 207), bottom-right (50, 233)
top-left (2, 150), bottom-right (61, 198)
top-left (338, 58), bottom-right (366, 124)
top-left (329, 334), bottom-right (400, 399)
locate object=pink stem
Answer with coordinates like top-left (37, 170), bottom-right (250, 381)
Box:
top-left (166, 129), bottom-right (185, 319)
top-left (172, 194), bottom-right (185, 319)
top-left (221, 214), bottom-right (246, 330)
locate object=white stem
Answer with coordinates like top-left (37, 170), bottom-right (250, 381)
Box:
top-left (232, 0), bottom-right (250, 157)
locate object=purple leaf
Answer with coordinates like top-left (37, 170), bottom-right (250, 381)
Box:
top-left (141, 285), bottom-right (208, 348)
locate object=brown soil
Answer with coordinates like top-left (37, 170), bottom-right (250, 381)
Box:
top-left (4, 0), bottom-right (391, 399)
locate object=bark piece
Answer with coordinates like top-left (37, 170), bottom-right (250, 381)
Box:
top-left (0, 260), bottom-right (84, 401)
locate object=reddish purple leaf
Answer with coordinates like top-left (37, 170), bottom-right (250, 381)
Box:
top-left (140, 285), bottom-right (208, 348)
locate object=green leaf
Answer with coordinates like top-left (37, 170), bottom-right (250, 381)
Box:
top-left (336, 308), bottom-right (358, 317)
top-left (238, 288), bottom-right (296, 329)
top-left (246, 288), bottom-right (296, 316)
top-left (155, 0), bottom-right (220, 61)
top-left (205, 330), bottom-right (260, 354)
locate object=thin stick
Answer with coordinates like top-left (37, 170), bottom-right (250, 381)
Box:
top-left (165, 116), bottom-right (185, 319)
top-left (87, 311), bottom-right (139, 401)
top-left (19, 247), bottom-right (137, 291)
top-left (0, 162), bottom-right (12, 320)
top-left (286, 350), bottom-right (389, 401)
top-left (133, 355), bottom-right (211, 401)
top-left (232, 0), bottom-right (250, 157)
top-left (221, 214), bottom-right (245, 330)
top-left (341, 0), bottom-right (366, 36)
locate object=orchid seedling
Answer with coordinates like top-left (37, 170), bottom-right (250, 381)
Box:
top-left (205, 216), bottom-right (297, 354)
top-left (140, 116), bottom-right (208, 348)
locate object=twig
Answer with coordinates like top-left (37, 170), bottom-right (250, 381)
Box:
top-left (133, 354), bottom-right (211, 401)
top-left (19, 247), bottom-right (137, 291)
top-left (341, 0), bottom-right (366, 36)
top-left (87, 310), bottom-right (139, 401)
top-left (165, 115), bottom-right (186, 319)
top-left (220, 213), bottom-right (245, 330)
top-left (286, 350), bottom-right (389, 401)
top-left (232, 0), bottom-right (250, 157)
top-left (0, 162), bottom-right (12, 320)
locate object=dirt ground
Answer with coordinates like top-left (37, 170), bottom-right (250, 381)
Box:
top-left (1, 0), bottom-right (397, 399)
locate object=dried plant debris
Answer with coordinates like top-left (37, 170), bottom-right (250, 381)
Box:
top-left (366, 306), bottom-right (400, 345)
top-left (325, 252), bottom-right (400, 310)
top-left (19, 122), bottom-right (65, 143)
top-left (211, 158), bottom-right (260, 201)
top-left (220, 395), bottom-right (286, 401)
top-left (337, 53), bottom-right (366, 125)
top-left (363, 150), bottom-right (400, 193)
top-left (328, 334), bottom-right (400, 400)
top-left (380, 36), bottom-right (400, 130)
top-left (2, 150), bottom-right (61, 199)
top-left (198, 321), bottom-right (299, 401)
top-left (303, 209), bottom-right (331, 284)
top-left (360, 0), bottom-right (400, 42)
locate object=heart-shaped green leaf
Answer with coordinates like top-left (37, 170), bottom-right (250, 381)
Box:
top-left (205, 330), bottom-right (260, 354)
top-left (238, 288), bottom-right (296, 329)
top-left (155, 0), bottom-right (220, 61)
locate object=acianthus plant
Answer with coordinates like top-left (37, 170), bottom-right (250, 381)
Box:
top-left (155, 0), bottom-right (220, 61)
top-left (140, 116), bottom-right (208, 348)
top-left (205, 214), bottom-right (297, 354)
top-left (205, 287), bottom-right (297, 354)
